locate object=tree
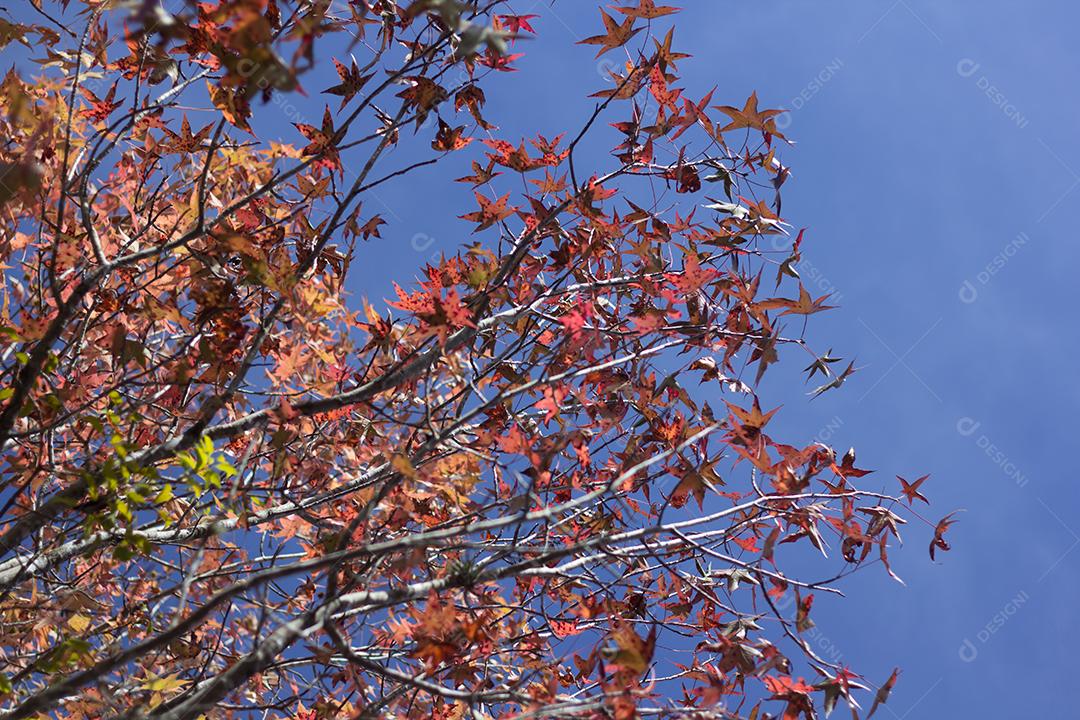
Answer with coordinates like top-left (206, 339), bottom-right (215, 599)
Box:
top-left (0, 1), bottom-right (953, 719)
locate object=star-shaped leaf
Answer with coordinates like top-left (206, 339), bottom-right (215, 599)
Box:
top-left (80, 81), bottom-right (121, 123)
top-left (832, 447), bottom-right (872, 479)
top-left (615, 0), bottom-right (680, 20)
top-left (579, 9), bottom-right (642, 58)
top-left (714, 91), bottom-right (785, 137)
top-left (431, 119), bottom-right (472, 152)
top-left (455, 160), bottom-right (501, 187)
top-left (495, 13), bottom-right (538, 37)
top-left (323, 57), bottom-right (372, 110)
top-left (897, 474), bottom-right (930, 505)
top-left (804, 349), bottom-right (843, 381)
top-left (652, 27), bottom-right (690, 71)
top-left (459, 191), bottom-right (514, 232)
top-left (294, 106), bottom-right (341, 173)
top-left (166, 114), bottom-right (213, 154)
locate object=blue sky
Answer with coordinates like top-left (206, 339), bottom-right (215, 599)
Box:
top-left (350, 1), bottom-right (1078, 716)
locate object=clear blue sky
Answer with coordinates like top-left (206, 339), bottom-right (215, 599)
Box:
top-left (347, 2), bottom-right (1077, 716)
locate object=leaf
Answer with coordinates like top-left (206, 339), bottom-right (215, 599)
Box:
top-left (80, 81), bottom-right (121, 123)
top-left (614, 0), bottom-right (680, 20)
top-left (356, 215), bottom-right (386, 240)
top-left (868, 668), bottom-right (899, 717)
top-left (665, 252), bottom-right (718, 294)
top-left (713, 91), bottom-right (785, 138)
top-left (67, 614), bottom-right (91, 633)
top-left (144, 674), bottom-right (189, 692)
top-left (671, 470), bottom-right (707, 509)
top-left (578, 9), bottom-right (642, 58)
top-left (455, 84), bottom-right (493, 129)
top-left (294, 106), bottom-right (342, 173)
top-left (549, 618), bottom-right (581, 638)
top-left (832, 447), bottom-right (872, 479)
top-left (456, 160), bottom-right (501, 186)
top-left (794, 591), bottom-right (814, 632)
top-left (207, 81), bottom-right (252, 133)
top-left (803, 349), bottom-right (843, 381)
top-left (459, 191), bottom-right (515, 232)
top-left (396, 76), bottom-right (448, 127)
top-left (432, 119), bottom-right (472, 152)
top-left (391, 453), bottom-right (418, 480)
top-left (930, 512), bottom-right (958, 560)
top-left (0, 19), bottom-right (36, 49)
top-left (535, 385), bottom-right (567, 423)
top-left (808, 360), bottom-right (856, 399)
top-left (879, 535), bottom-right (906, 586)
top-left (609, 622), bottom-right (656, 674)
top-left (165, 114), bottom-right (213, 154)
top-left (725, 398), bottom-right (780, 432)
top-left (781, 285), bottom-right (836, 316)
top-left (322, 57), bottom-right (372, 109)
top-left (495, 13), bottom-right (539, 36)
top-left (897, 473), bottom-right (930, 505)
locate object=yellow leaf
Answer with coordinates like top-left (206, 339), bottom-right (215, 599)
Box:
top-left (144, 674), bottom-right (189, 693)
top-left (391, 453), bottom-right (417, 480)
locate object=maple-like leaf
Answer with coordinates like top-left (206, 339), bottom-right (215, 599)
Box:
top-left (897, 473), bottom-right (930, 505)
top-left (665, 253), bottom-right (718, 295)
top-left (833, 447), bottom-right (872, 479)
top-left (714, 91), bottom-right (785, 137)
top-left (781, 285), bottom-right (836, 316)
top-left (166, 114), bottom-right (213, 154)
top-left (459, 191), bottom-right (515, 232)
top-left (208, 81), bottom-right (252, 132)
top-left (455, 160), bottom-right (501, 186)
top-left (652, 27), bottom-right (691, 70)
top-left (436, 288), bottom-right (476, 330)
top-left (294, 106), bottom-right (341, 173)
top-left (431, 119), bottom-right (472, 152)
top-left (535, 385), bottom-right (568, 423)
top-left (762, 674), bottom-right (815, 699)
top-left (455, 84), bottom-right (493, 129)
top-left (322, 57), bottom-right (372, 109)
top-left (726, 398), bottom-right (780, 432)
top-left (609, 622), bottom-right (656, 674)
top-left (357, 215), bottom-right (385, 239)
top-left (80, 81), bottom-right (121, 123)
top-left (549, 618), bottom-right (582, 639)
top-left (615, 0), bottom-right (680, 20)
top-left (528, 169), bottom-right (567, 194)
top-left (804, 349), bottom-right (843, 381)
top-left (579, 9), bottom-right (642, 58)
top-left (496, 13), bottom-right (539, 37)
top-left (396, 76), bottom-right (449, 127)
